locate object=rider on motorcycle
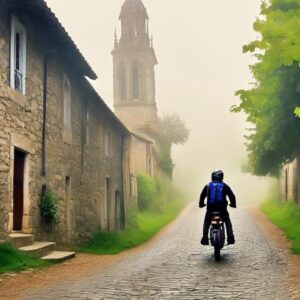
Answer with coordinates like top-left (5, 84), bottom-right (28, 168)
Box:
top-left (199, 170), bottom-right (236, 245)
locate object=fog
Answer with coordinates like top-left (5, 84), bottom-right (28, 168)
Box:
top-left (45, 0), bottom-right (271, 204)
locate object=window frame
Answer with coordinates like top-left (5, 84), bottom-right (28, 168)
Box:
top-left (132, 60), bottom-right (141, 100)
top-left (86, 105), bottom-right (90, 146)
top-left (10, 16), bottom-right (27, 95)
top-left (118, 62), bottom-right (127, 101)
top-left (104, 131), bottom-right (112, 157)
top-left (63, 75), bottom-right (72, 142)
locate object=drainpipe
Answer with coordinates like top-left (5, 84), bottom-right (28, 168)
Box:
top-left (120, 132), bottom-right (124, 228)
top-left (41, 53), bottom-right (48, 194)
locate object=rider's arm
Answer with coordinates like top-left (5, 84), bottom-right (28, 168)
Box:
top-left (199, 185), bottom-right (208, 207)
top-left (226, 185), bottom-right (236, 208)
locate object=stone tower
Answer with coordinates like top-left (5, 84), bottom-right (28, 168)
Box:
top-left (112, 0), bottom-right (158, 134)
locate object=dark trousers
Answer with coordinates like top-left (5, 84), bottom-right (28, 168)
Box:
top-left (203, 211), bottom-right (234, 240)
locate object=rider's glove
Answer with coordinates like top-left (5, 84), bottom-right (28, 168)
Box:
top-left (199, 204), bottom-right (206, 208)
top-left (229, 203), bottom-right (236, 208)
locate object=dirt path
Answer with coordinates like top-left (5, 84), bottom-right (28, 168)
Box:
top-left (248, 207), bottom-right (300, 298)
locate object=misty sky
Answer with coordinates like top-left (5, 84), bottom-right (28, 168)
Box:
top-left (45, 0), bottom-right (270, 202)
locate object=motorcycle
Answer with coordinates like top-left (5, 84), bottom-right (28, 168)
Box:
top-left (209, 212), bottom-right (225, 261)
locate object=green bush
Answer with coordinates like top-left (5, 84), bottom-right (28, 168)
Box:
top-left (79, 181), bottom-right (189, 255)
top-left (80, 194), bottom-right (187, 255)
top-left (0, 243), bottom-right (48, 273)
top-left (261, 199), bottom-right (300, 254)
top-left (137, 173), bottom-right (157, 210)
top-left (126, 203), bottom-right (139, 229)
top-left (40, 189), bottom-right (60, 224)
top-left (159, 145), bottom-right (174, 177)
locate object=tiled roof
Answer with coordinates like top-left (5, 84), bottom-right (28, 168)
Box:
top-left (10, 0), bottom-right (97, 80)
top-left (8, 0), bottom-right (129, 132)
top-left (83, 78), bottom-right (130, 134)
top-left (40, 0), bottom-right (97, 79)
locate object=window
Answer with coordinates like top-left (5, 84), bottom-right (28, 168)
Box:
top-left (105, 177), bottom-right (110, 230)
top-left (104, 131), bottom-right (112, 157)
top-left (10, 16), bottom-right (27, 94)
top-left (133, 22), bottom-right (138, 37)
top-left (118, 62), bottom-right (126, 100)
top-left (63, 76), bottom-right (72, 142)
top-left (86, 105), bottom-right (90, 146)
top-left (132, 60), bottom-right (141, 100)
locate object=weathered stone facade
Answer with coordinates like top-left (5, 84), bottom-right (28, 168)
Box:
top-left (0, 0), bottom-right (131, 245)
top-left (279, 157), bottom-right (300, 204)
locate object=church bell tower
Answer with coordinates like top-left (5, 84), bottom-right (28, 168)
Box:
top-left (112, 0), bottom-right (158, 134)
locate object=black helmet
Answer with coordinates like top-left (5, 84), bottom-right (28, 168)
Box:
top-left (212, 170), bottom-right (224, 181)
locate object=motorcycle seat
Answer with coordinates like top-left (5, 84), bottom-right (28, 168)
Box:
top-left (211, 212), bottom-right (222, 216)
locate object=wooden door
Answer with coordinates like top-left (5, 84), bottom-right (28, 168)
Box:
top-left (106, 177), bottom-right (110, 231)
top-left (13, 149), bottom-right (25, 231)
top-left (115, 191), bottom-right (125, 230)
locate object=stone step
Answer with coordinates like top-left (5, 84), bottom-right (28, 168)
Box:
top-left (19, 242), bottom-right (56, 258)
top-left (8, 233), bottom-right (34, 248)
top-left (41, 251), bottom-right (76, 263)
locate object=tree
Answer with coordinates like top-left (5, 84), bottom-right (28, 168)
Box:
top-left (158, 114), bottom-right (189, 177)
top-left (232, 0), bottom-right (300, 176)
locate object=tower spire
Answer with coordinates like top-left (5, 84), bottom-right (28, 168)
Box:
top-left (119, 0), bottom-right (149, 45)
top-left (112, 0), bottom-right (158, 133)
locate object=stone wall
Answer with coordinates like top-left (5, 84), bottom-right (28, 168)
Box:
top-left (0, 9), bottom-right (130, 245)
top-left (115, 103), bottom-right (158, 134)
top-left (280, 158), bottom-right (300, 204)
top-left (0, 12), bottom-right (44, 240)
top-left (129, 135), bottom-right (160, 179)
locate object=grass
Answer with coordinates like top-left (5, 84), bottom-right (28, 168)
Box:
top-left (79, 195), bottom-right (187, 255)
top-left (261, 199), bottom-right (300, 254)
top-left (0, 243), bottom-right (49, 274)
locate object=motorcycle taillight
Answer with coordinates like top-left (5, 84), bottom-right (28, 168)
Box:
top-left (211, 216), bottom-right (223, 223)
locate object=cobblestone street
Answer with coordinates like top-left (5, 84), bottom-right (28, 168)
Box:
top-left (22, 205), bottom-right (290, 300)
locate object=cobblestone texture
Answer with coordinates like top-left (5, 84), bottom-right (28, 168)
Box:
top-left (23, 205), bottom-right (289, 300)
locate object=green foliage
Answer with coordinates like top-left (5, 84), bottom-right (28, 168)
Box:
top-left (79, 184), bottom-right (188, 255)
top-left (126, 203), bottom-right (139, 229)
top-left (40, 190), bottom-right (60, 224)
top-left (159, 114), bottom-right (189, 146)
top-left (137, 174), bottom-right (174, 212)
top-left (159, 143), bottom-right (174, 177)
top-left (261, 199), bottom-right (300, 254)
top-left (137, 173), bottom-right (157, 210)
top-left (232, 0), bottom-right (300, 176)
top-left (294, 107), bottom-right (300, 117)
top-left (158, 114), bottom-right (189, 177)
top-left (0, 243), bottom-right (48, 273)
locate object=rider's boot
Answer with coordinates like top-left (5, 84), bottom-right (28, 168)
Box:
top-left (201, 236), bottom-right (209, 245)
top-left (227, 236), bottom-right (235, 245)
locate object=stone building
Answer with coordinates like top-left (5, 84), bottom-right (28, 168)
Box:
top-left (112, 0), bottom-right (160, 198)
top-left (279, 158), bottom-right (300, 204)
top-left (0, 0), bottom-right (131, 245)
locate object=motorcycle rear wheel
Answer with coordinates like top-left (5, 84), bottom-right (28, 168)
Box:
top-left (213, 232), bottom-right (221, 261)
top-left (214, 245), bottom-right (221, 261)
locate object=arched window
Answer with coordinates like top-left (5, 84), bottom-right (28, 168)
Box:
top-left (118, 62), bottom-right (126, 100)
top-left (132, 60), bottom-right (141, 99)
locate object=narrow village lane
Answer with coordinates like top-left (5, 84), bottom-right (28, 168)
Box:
top-left (23, 205), bottom-right (289, 300)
